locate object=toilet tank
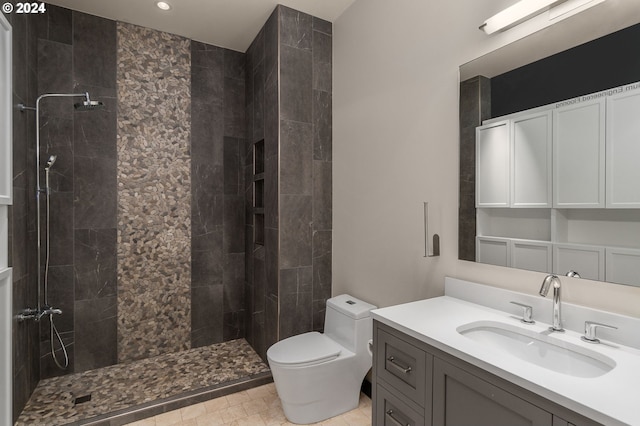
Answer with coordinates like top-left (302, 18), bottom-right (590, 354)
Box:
top-left (324, 295), bottom-right (377, 353)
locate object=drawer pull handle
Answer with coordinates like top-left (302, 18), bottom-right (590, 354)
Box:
top-left (387, 356), bottom-right (412, 374)
top-left (386, 409), bottom-right (409, 426)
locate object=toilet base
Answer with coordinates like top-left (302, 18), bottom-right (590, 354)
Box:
top-left (280, 390), bottom-right (360, 424)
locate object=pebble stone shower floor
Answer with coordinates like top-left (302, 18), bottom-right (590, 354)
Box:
top-left (15, 339), bottom-right (271, 426)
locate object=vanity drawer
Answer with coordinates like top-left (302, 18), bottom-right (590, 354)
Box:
top-left (376, 327), bottom-right (430, 407)
top-left (375, 382), bottom-right (425, 426)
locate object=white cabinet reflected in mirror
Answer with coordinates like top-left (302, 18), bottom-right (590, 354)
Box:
top-left (459, 1), bottom-right (640, 287)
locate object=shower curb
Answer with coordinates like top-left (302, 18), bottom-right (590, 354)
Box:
top-left (72, 371), bottom-right (273, 426)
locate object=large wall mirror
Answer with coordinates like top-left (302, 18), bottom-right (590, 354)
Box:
top-left (459, 0), bottom-right (640, 287)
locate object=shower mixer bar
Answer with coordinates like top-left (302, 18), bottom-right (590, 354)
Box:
top-left (17, 92), bottom-right (104, 370)
top-left (17, 306), bottom-right (63, 322)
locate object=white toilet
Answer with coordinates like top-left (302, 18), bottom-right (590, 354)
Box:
top-left (267, 294), bottom-right (377, 424)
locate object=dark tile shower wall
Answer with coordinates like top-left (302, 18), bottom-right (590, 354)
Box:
top-left (245, 8), bottom-right (279, 360)
top-left (5, 4), bottom-right (40, 422)
top-left (191, 41), bottom-right (246, 348)
top-left (36, 7), bottom-right (118, 378)
top-left (244, 6), bottom-right (332, 359)
top-left (278, 7), bottom-right (332, 340)
top-left (29, 4), bottom-right (247, 378)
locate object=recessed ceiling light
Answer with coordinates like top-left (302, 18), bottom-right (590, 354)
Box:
top-left (156, 1), bottom-right (171, 11)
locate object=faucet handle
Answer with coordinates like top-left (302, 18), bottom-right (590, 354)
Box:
top-left (510, 301), bottom-right (535, 324)
top-left (581, 321), bottom-right (618, 344)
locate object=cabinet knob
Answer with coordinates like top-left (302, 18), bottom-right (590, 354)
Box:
top-left (581, 321), bottom-right (617, 344)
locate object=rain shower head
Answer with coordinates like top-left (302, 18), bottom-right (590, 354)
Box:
top-left (74, 92), bottom-right (104, 111)
top-left (45, 155), bottom-right (57, 170)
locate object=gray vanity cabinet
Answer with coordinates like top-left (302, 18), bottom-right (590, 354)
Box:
top-left (372, 321), bottom-right (601, 426)
top-left (432, 357), bottom-right (551, 425)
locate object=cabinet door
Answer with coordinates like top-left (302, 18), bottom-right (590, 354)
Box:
top-left (553, 244), bottom-right (605, 281)
top-left (433, 358), bottom-right (552, 426)
top-left (512, 111), bottom-right (552, 208)
top-left (477, 121), bottom-right (510, 207)
top-left (605, 247), bottom-right (640, 287)
top-left (511, 239), bottom-right (552, 273)
top-left (477, 237), bottom-right (510, 267)
top-left (553, 99), bottom-right (605, 208)
top-left (606, 91), bottom-right (640, 208)
top-left (375, 383), bottom-right (426, 426)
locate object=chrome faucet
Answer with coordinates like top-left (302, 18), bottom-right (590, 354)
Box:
top-left (539, 275), bottom-right (564, 332)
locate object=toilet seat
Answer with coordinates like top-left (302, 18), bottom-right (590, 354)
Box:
top-left (268, 332), bottom-right (343, 367)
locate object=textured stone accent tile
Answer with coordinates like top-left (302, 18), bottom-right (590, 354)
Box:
top-left (116, 22), bottom-right (192, 362)
top-left (15, 340), bottom-right (269, 426)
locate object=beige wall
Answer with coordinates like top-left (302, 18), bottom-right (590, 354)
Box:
top-left (333, 0), bottom-right (640, 318)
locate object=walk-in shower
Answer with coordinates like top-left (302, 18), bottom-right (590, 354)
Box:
top-left (17, 92), bottom-right (104, 369)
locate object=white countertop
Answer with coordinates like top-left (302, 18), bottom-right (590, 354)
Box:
top-left (372, 288), bottom-right (640, 426)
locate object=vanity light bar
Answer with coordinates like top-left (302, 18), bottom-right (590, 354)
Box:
top-left (480, 0), bottom-right (565, 34)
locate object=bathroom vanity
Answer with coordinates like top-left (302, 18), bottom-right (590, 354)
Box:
top-left (371, 278), bottom-right (640, 426)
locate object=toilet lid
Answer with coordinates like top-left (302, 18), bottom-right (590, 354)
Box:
top-left (267, 332), bottom-right (343, 366)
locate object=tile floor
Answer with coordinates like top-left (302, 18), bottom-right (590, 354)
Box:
top-left (126, 383), bottom-right (372, 426)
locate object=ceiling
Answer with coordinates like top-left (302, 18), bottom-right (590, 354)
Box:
top-left (44, 0), bottom-right (357, 52)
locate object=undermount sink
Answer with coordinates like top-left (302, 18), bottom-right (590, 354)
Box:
top-left (457, 321), bottom-right (616, 378)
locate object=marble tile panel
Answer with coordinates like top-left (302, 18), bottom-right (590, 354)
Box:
top-left (252, 62), bottom-right (264, 143)
top-left (279, 266), bottom-right (312, 295)
top-left (224, 77), bottom-right (245, 139)
top-left (74, 228), bottom-right (117, 301)
top-left (48, 191), bottom-right (74, 266)
top-left (11, 12), bottom-right (27, 102)
top-left (73, 155), bottom-right (117, 229)
top-left (264, 10), bottom-right (279, 90)
top-left (223, 137), bottom-right (242, 196)
top-left (224, 253), bottom-right (245, 314)
top-left (192, 61), bottom-right (224, 103)
top-left (312, 230), bottom-right (332, 303)
top-left (312, 16), bottom-right (332, 35)
top-left (223, 310), bottom-right (245, 341)
top-left (313, 160), bottom-right (332, 231)
top-left (279, 195), bottom-right (312, 269)
top-left (191, 285), bottom-right (223, 340)
top-left (72, 12), bottom-right (117, 89)
top-left (191, 163), bottom-right (224, 235)
top-left (279, 291), bottom-right (312, 340)
top-left (279, 45), bottom-right (312, 123)
top-left (312, 30), bottom-right (332, 93)
top-left (264, 227), bottom-right (279, 299)
top-left (74, 296), bottom-right (117, 372)
top-left (191, 98), bottom-right (224, 166)
top-left (72, 86), bottom-right (117, 160)
top-left (224, 49), bottom-right (245, 80)
top-left (39, 115), bottom-right (73, 193)
top-left (191, 41), bottom-right (224, 71)
top-left (37, 4), bottom-right (72, 45)
top-left (279, 6), bottom-right (312, 50)
top-left (280, 120), bottom-right (312, 196)
top-left (37, 39), bottom-right (73, 118)
top-left (191, 230), bottom-right (224, 288)
top-left (224, 196), bottom-right (245, 255)
top-left (313, 90), bottom-right (332, 162)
